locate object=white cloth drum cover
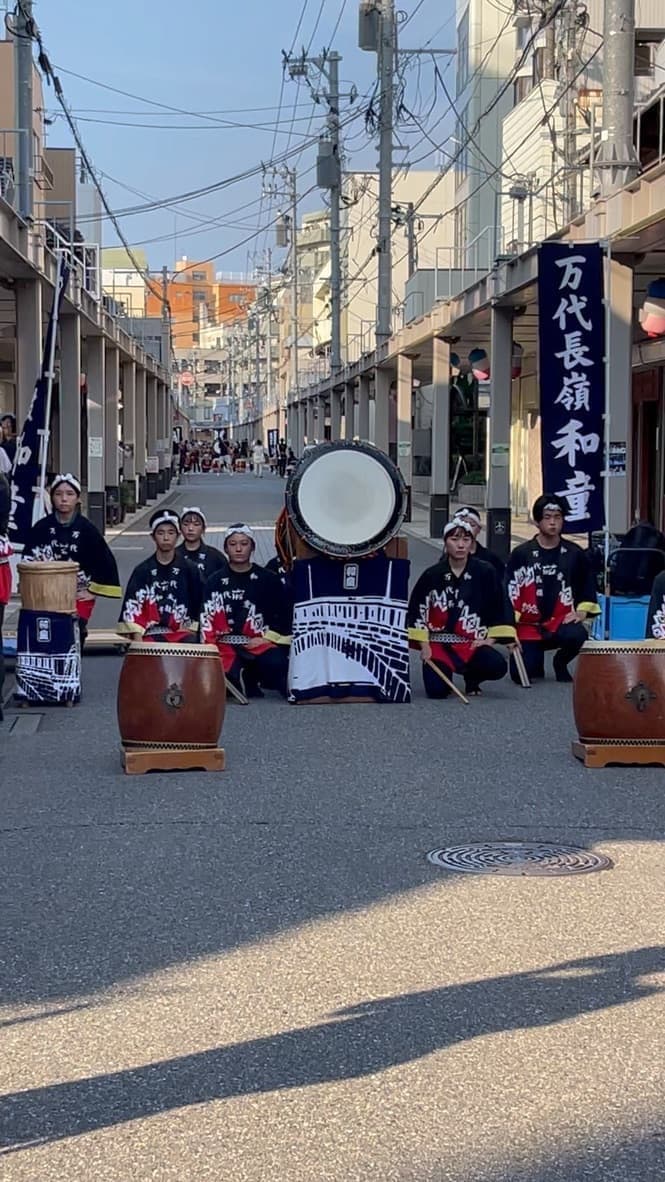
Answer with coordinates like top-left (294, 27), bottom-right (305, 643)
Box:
top-left (286, 441), bottom-right (406, 557)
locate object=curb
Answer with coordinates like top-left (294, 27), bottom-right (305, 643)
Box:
top-left (106, 481), bottom-right (179, 543)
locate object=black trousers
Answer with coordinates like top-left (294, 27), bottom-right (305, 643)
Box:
top-left (510, 622), bottom-right (587, 683)
top-left (277, 457), bottom-right (287, 477)
top-left (423, 646), bottom-right (507, 699)
top-left (228, 647), bottom-right (289, 698)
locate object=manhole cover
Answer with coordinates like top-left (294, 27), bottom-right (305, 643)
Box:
top-left (6, 713), bottom-right (44, 737)
top-left (427, 841), bottom-right (613, 877)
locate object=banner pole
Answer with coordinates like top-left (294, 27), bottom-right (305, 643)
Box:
top-left (36, 251), bottom-right (65, 521)
top-left (603, 237), bottom-right (612, 599)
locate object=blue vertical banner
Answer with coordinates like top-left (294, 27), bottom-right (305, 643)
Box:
top-left (8, 254), bottom-right (70, 550)
top-left (538, 242), bottom-right (605, 533)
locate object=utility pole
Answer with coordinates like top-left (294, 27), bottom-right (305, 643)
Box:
top-left (561, 0), bottom-right (580, 222)
top-left (377, 0), bottom-right (395, 345)
top-left (14, 0), bottom-right (34, 221)
top-left (288, 50), bottom-right (344, 376)
top-left (597, 0), bottom-right (640, 193)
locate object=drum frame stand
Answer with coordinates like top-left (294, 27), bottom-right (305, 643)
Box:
top-left (572, 740), bottom-right (665, 768)
top-left (121, 743), bottom-right (225, 775)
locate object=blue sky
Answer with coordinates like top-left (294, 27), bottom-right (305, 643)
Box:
top-left (37, 0), bottom-right (457, 275)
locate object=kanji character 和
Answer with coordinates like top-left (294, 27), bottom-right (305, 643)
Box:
top-left (551, 419), bottom-right (600, 467)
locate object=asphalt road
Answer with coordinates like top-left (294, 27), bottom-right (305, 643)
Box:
top-left (1, 473), bottom-right (664, 1181)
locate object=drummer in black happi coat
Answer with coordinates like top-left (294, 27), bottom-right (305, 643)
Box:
top-left (176, 507), bottom-right (228, 581)
top-left (119, 509), bottom-right (202, 642)
top-left (453, 505), bottom-right (505, 580)
top-left (23, 472), bottom-right (121, 648)
top-left (201, 523), bottom-right (291, 698)
top-left (408, 519), bottom-right (516, 697)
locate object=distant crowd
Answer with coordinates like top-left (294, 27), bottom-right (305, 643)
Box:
top-left (177, 437), bottom-right (296, 478)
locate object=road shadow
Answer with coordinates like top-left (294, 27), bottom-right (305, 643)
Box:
top-left (1, 946), bottom-right (663, 1152)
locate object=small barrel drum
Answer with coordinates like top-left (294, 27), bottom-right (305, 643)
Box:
top-left (117, 642), bottom-right (226, 749)
top-left (573, 639), bottom-right (665, 743)
top-left (286, 441), bottom-right (406, 558)
top-left (17, 561), bottom-right (79, 614)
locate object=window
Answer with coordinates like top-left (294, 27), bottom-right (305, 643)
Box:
top-left (516, 23), bottom-right (530, 51)
top-left (455, 117), bottom-right (469, 181)
top-left (514, 75), bottom-right (533, 105)
top-left (533, 47), bottom-right (547, 83)
top-left (193, 290), bottom-right (206, 301)
top-left (454, 203), bottom-right (467, 266)
top-left (456, 8), bottom-right (469, 95)
top-left (191, 271), bottom-right (207, 281)
top-left (634, 41), bottom-right (653, 77)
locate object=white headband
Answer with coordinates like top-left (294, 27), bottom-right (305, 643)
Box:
top-left (51, 473), bottom-right (81, 495)
top-left (224, 523), bottom-right (256, 545)
top-left (544, 502), bottom-right (564, 512)
top-left (455, 506), bottom-right (481, 525)
top-left (181, 506), bottom-right (207, 527)
top-left (150, 510), bottom-right (180, 534)
top-left (443, 519), bottom-right (474, 539)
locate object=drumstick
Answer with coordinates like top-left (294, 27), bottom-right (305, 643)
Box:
top-left (512, 647), bottom-right (532, 689)
top-left (424, 659), bottom-right (470, 705)
top-left (225, 676), bottom-right (249, 706)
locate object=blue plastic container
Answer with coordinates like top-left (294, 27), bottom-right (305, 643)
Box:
top-left (590, 593), bottom-right (650, 640)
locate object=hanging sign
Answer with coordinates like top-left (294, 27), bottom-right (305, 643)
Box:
top-left (538, 243), bottom-right (605, 532)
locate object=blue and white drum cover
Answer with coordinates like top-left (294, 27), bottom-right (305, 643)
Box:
top-left (15, 609), bottom-right (81, 704)
top-left (288, 554), bottom-right (411, 703)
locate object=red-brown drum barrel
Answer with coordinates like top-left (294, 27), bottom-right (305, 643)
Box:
top-left (117, 642), bottom-right (226, 748)
top-left (573, 640), bottom-right (665, 743)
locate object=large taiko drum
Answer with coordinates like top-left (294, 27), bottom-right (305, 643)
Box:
top-left (573, 640), bottom-right (665, 743)
top-left (286, 441), bottom-right (406, 558)
top-left (117, 642), bottom-right (226, 749)
top-left (17, 561), bottom-right (78, 614)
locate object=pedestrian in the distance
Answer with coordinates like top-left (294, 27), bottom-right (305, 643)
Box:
top-left (252, 439), bottom-right (266, 479)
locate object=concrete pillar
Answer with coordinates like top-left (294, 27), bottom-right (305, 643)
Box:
top-left (156, 382), bottom-right (166, 492)
top-left (58, 313), bottom-right (81, 479)
top-left (135, 367), bottom-right (147, 504)
top-left (357, 374), bottom-right (370, 440)
top-left (146, 374), bottom-right (158, 500)
top-left (607, 258), bottom-right (632, 533)
top-left (86, 337), bottom-right (106, 533)
top-left (104, 345), bottom-right (120, 517)
top-left (329, 386), bottom-right (342, 441)
top-left (344, 381), bottom-right (356, 439)
top-left (430, 337), bottom-right (451, 537)
top-left (397, 353), bottom-right (413, 521)
top-left (487, 306), bottom-right (513, 562)
top-left (121, 360), bottom-right (136, 491)
top-left (15, 279), bottom-right (43, 426)
top-left (373, 367), bottom-right (390, 454)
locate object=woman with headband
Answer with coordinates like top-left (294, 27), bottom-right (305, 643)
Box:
top-left (119, 509), bottom-right (203, 643)
top-left (200, 523), bottom-right (291, 698)
top-left (23, 473), bottom-right (121, 648)
top-left (408, 517), bottom-right (515, 698)
top-left (506, 494), bottom-right (600, 683)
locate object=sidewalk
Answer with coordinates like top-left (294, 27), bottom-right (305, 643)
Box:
top-left (403, 493), bottom-right (535, 551)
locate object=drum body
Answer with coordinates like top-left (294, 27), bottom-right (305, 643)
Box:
top-left (117, 642), bottom-right (226, 748)
top-left (573, 640), bottom-right (665, 743)
top-left (286, 441), bottom-right (406, 558)
top-left (18, 561), bottom-right (78, 613)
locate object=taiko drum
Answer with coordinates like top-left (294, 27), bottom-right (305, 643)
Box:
top-left (573, 640), bottom-right (665, 744)
top-left (18, 561), bottom-right (79, 614)
top-left (117, 642), bottom-right (226, 749)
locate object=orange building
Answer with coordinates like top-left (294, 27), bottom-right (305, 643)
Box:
top-left (146, 258), bottom-right (255, 349)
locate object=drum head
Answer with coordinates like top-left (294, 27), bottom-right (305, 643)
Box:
top-left (286, 441), bottom-right (406, 557)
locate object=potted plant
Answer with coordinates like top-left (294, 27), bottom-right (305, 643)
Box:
top-left (457, 469), bottom-right (486, 506)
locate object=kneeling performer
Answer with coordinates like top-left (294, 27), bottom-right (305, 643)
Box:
top-left (119, 510), bottom-right (203, 642)
top-left (201, 523), bottom-right (291, 698)
top-left (408, 519), bottom-right (516, 697)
